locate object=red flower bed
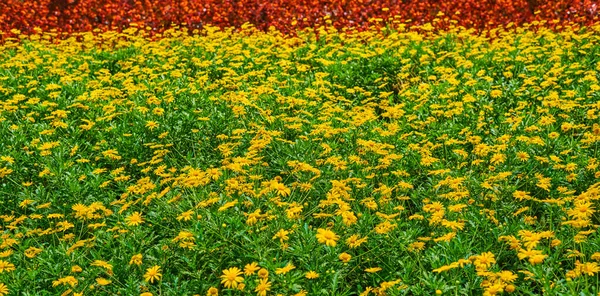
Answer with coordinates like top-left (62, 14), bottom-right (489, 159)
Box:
top-left (0, 0), bottom-right (598, 37)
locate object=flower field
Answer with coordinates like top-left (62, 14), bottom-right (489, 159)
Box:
top-left (0, 1), bottom-right (600, 296)
top-left (0, 0), bottom-right (599, 36)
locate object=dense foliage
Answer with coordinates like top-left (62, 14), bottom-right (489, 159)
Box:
top-left (0, 22), bottom-right (599, 295)
top-left (1, 0), bottom-right (600, 294)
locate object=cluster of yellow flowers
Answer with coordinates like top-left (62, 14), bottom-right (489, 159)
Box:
top-left (0, 21), bottom-right (599, 295)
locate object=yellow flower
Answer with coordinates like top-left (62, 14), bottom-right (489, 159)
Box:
top-left (220, 267), bottom-right (244, 289)
top-left (365, 267), bottom-right (382, 273)
top-left (236, 283), bottom-right (245, 291)
top-left (152, 107), bottom-right (165, 116)
top-left (272, 229), bottom-right (290, 243)
top-left (305, 271), bottom-right (319, 279)
top-left (206, 287), bottom-right (219, 295)
top-left (346, 234), bottom-right (368, 248)
top-left (470, 252), bottom-right (495, 270)
top-left (577, 262), bottom-right (600, 276)
top-left (0, 283), bottom-right (8, 296)
top-left (527, 254), bottom-right (546, 265)
top-left (19, 199), bottom-right (34, 208)
top-left (254, 278), bottom-right (272, 296)
top-left (275, 263), bottom-right (295, 275)
top-left (512, 191), bottom-right (531, 201)
top-left (52, 276), bottom-right (78, 287)
top-left (567, 201), bottom-right (595, 220)
top-left (91, 260), bottom-right (113, 272)
top-left (505, 284), bottom-right (516, 293)
top-left (244, 262), bottom-right (260, 276)
top-left (432, 263), bottom-right (458, 273)
top-left (129, 254), bottom-right (143, 266)
top-left (490, 89), bottom-right (502, 98)
top-left (125, 212), bottom-right (144, 226)
top-left (24, 247), bottom-right (43, 258)
top-left (96, 277), bottom-right (112, 286)
top-left (316, 228), bottom-right (339, 247)
top-left (145, 121), bottom-right (159, 130)
top-left (257, 268), bottom-right (269, 279)
top-left (339, 252), bottom-right (352, 263)
top-left (0, 260), bottom-right (15, 273)
top-left (273, 183), bottom-right (291, 196)
top-left (408, 241), bottom-right (426, 252)
top-left (144, 265), bottom-right (162, 283)
top-left (496, 270), bottom-right (517, 283)
top-left (176, 210), bottom-right (194, 221)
